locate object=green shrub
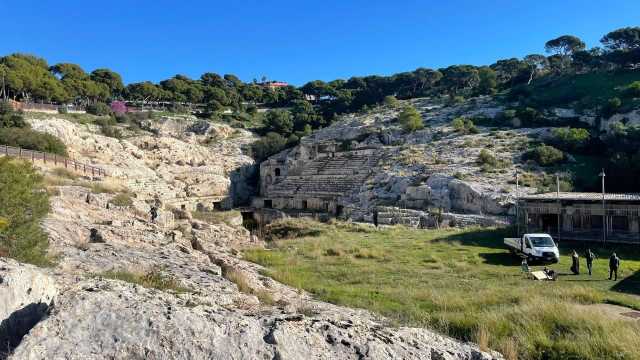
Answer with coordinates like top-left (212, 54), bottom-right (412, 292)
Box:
top-left (398, 105), bottom-right (424, 132)
top-left (524, 144), bottom-right (565, 166)
top-left (451, 117), bottom-right (478, 134)
top-left (449, 95), bottom-right (465, 105)
top-left (477, 149), bottom-right (498, 167)
top-left (263, 218), bottom-right (326, 242)
top-left (551, 127), bottom-right (590, 152)
top-left (0, 101), bottom-right (27, 128)
top-left (100, 125), bottom-right (123, 139)
top-left (99, 269), bottom-right (190, 293)
top-left (623, 81), bottom-right (640, 98)
top-left (0, 158), bottom-right (51, 266)
top-left (602, 97), bottom-right (622, 117)
top-left (0, 127), bottom-right (67, 156)
top-left (251, 132), bottom-right (288, 161)
top-left (57, 106), bottom-right (68, 114)
top-left (383, 95), bottom-right (400, 108)
top-left (516, 107), bottom-right (541, 124)
top-left (110, 193), bottom-right (133, 207)
top-left (86, 102), bottom-right (112, 116)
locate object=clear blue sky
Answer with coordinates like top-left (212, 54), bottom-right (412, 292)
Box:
top-left (2, 0), bottom-right (639, 85)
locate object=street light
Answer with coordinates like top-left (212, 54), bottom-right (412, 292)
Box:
top-left (515, 170), bottom-right (519, 237)
top-left (599, 169), bottom-right (606, 244)
top-left (556, 174), bottom-right (561, 242)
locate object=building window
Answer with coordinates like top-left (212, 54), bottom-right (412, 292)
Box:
top-left (302, 200), bottom-right (308, 210)
top-left (612, 216), bottom-right (629, 231)
top-left (264, 199), bottom-right (272, 208)
top-left (213, 201), bottom-right (222, 210)
top-left (275, 168), bottom-right (281, 177)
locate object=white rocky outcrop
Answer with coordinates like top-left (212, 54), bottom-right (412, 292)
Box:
top-left (28, 115), bottom-right (257, 206)
top-left (0, 259), bottom-right (57, 357)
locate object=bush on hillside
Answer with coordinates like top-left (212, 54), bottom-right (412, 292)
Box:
top-left (516, 107), bottom-right (542, 125)
top-left (602, 97), bottom-right (622, 117)
top-left (0, 101), bottom-right (27, 128)
top-left (251, 132), bottom-right (288, 161)
top-left (0, 127), bottom-right (67, 156)
top-left (86, 102), bottom-right (112, 116)
top-left (623, 81), bottom-right (640, 98)
top-left (524, 144), bottom-right (565, 166)
top-left (263, 218), bottom-right (326, 242)
top-left (550, 127), bottom-right (591, 152)
top-left (451, 117), bottom-right (478, 134)
top-left (477, 149), bottom-right (498, 167)
top-left (262, 109), bottom-right (294, 136)
top-left (0, 158), bottom-right (51, 266)
top-left (398, 105), bottom-right (424, 132)
top-left (383, 95), bottom-right (400, 108)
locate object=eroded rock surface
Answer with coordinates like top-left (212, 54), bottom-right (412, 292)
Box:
top-left (258, 96), bottom-right (551, 226)
top-left (0, 259), bottom-right (57, 358)
top-left (6, 113), bottom-right (501, 359)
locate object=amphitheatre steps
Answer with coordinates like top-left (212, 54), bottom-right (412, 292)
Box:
top-left (266, 150), bottom-right (381, 198)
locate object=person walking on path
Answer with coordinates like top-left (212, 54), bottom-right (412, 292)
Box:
top-left (609, 252), bottom-right (620, 281)
top-left (150, 206), bottom-right (158, 223)
top-left (586, 249), bottom-right (597, 276)
top-left (570, 250), bottom-right (580, 275)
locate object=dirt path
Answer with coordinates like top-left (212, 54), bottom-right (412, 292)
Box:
top-left (578, 303), bottom-right (640, 321)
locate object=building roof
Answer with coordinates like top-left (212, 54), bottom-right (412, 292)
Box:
top-left (521, 192), bottom-right (640, 202)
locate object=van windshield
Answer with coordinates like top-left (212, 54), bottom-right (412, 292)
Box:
top-left (529, 236), bottom-right (555, 247)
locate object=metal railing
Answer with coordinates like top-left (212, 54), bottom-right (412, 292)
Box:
top-left (1, 144), bottom-right (107, 177)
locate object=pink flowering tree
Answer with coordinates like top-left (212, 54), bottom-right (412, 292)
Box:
top-left (110, 101), bottom-right (127, 115)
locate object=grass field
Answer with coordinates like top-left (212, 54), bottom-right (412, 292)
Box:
top-left (244, 220), bottom-right (640, 360)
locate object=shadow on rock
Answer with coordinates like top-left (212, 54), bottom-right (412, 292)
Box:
top-left (0, 302), bottom-right (51, 359)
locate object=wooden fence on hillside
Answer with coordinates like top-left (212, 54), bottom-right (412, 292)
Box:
top-left (1, 144), bottom-right (107, 177)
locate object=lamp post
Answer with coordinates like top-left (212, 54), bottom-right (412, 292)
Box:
top-left (515, 170), bottom-right (519, 237)
top-left (599, 169), bottom-right (606, 244)
top-left (556, 174), bottom-right (561, 242)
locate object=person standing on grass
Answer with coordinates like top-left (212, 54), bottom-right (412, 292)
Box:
top-left (586, 249), bottom-right (596, 276)
top-left (609, 252), bottom-right (620, 281)
top-left (570, 250), bottom-right (580, 275)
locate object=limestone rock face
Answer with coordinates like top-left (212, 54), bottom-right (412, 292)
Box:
top-left (5, 183), bottom-right (500, 360)
top-left (0, 259), bottom-right (57, 356)
top-left (28, 115), bottom-right (257, 207)
top-left (12, 279), bottom-right (499, 360)
top-left (259, 96), bottom-right (547, 225)
top-left (10, 111), bottom-right (503, 359)
top-left (601, 109), bottom-right (640, 132)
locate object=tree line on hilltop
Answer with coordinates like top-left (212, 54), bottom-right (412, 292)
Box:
top-left (1, 26), bottom-right (640, 166)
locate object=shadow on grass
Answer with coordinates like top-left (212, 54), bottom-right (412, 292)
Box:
top-left (433, 227), bottom-right (512, 250)
top-left (612, 269), bottom-right (640, 296)
top-left (478, 252), bottom-right (521, 266)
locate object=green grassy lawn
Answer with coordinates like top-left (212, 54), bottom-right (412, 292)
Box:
top-left (244, 221), bottom-right (640, 360)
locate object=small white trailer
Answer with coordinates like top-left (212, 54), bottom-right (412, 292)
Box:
top-left (504, 233), bottom-right (560, 263)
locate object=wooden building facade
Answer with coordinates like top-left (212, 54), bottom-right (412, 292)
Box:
top-left (520, 192), bottom-right (640, 244)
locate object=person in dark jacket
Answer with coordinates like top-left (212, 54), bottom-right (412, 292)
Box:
top-left (570, 250), bottom-right (580, 275)
top-left (150, 206), bottom-right (158, 223)
top-left (586, 249), bottom-right (596, 276)
top-left (609, 252), bottom-right (620, 281)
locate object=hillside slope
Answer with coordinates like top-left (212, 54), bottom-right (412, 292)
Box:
top-left (1, 114), bottom-right (499, 359)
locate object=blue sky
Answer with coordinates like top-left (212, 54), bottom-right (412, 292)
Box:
top-left (2, 0), bottom-right (639, 85)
